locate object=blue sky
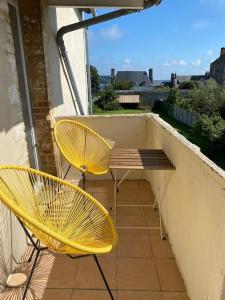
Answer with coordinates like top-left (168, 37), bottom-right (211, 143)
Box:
top-left (87, 0), bottom-right (225, 79)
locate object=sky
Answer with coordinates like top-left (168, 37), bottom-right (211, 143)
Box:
top-left (87, 0), bottom-right (225, 79)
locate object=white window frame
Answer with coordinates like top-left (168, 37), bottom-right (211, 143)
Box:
top-left (8, 0), bottom-right (40, 170)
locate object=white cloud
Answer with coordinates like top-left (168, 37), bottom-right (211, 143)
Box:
top-left (124, 58), bottom-right (131, 64)
top-left (191, 59), bottom-right (202, 66)
top-left (172, 59), bottom-right (187, 66)
top-left (207, 49), bottom-right (213, 56)
top-left (121, 64), bottom-right (133, 71)
top-left (100, 25), bottom-right (122, 40)
top-left (193, 19), bottom-right (210, 29)
top-left (163, 60), bottom-right (187, 68)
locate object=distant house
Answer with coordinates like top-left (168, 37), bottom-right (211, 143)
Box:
top-left (153, 80), bottom-right (171, 88)
top-left (112, 68), bottom-right (153, 91)
top-left (171, 73), bottom-right (208, 88)
top-left (210, 48), bottom-right (225, 84)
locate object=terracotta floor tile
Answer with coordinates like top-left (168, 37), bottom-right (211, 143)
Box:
top-left (94, 181), bottom-right (114, 193)
top-left (118, 291), bottom-right (162, 300)
top-left (117, 234), bottom-right (153, 258)
top-left (117, 227), bottom-right (149, 235)
top-left (42, 289), bottom-right (72, 300)
top-left (162, 292), bottom-right (189, 300)
top-left (139, 180), bottom-right (152, 190)
top-left (46, 255), bottom-right (77, 289)
top-left (146, 216), bottom-right (161, 228)
top-left (93, 192), bottom-right (113, 208)
top-left (117, 206), bottom-right (144, 216)
top-left (117, 258), bottom-right (160, 290)
top-left (143, 207), bottom-right (159, 217)
top-left (117, 190), bottom-right (141, 205)
top-left (78, 180), bottom-right (96, 193)
top-left (117, 216), bottom-right (147, 228)
top-left (155, 260), bottom-right (186, 291)
top-left (74, 256), bottom-right (116, 289)
top-left (118, 180), bottom-right (140, 191)
top-left (72, 289), bottom-right (117, 300)
top-left (141, 190), bottom-right (155, 204)
top-left (150, 236), bottom-right (174, 259)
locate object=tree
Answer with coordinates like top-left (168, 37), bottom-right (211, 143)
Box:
top-left (179, 81), bottom-right (197, 90)
top-left (193, 114), bottom-right (225, 142)
top-left (95, 86), bottom-right (121, 111)
top-left (90, 65), bottom-right (100, 95)
top-left (178, 79), bottom-right (225, 116)
top-left (113, 80), bottom-right (134, 90)
top-left (167, 88), bottom-right (184, 104)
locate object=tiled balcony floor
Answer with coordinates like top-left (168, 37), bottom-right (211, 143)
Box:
top-left (1, 180), bottom-right (189, 300)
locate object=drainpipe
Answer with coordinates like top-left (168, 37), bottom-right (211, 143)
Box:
top-left (56, 0), bottom-right (161, 115)
top-left (85, 29), bottom-right (93, 114)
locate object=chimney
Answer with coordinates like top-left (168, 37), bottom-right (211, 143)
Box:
top-left (171, 73), bottom-right (177, 87)
top-left (149, 68), bottom-right (153, 83)
top-left (111, 68), bottom-right (115, 84)
top-left (220, 48), bottom-right (225, 57)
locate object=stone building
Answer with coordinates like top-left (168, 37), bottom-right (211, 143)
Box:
top-left (210, 47), bottom-right (225, 84)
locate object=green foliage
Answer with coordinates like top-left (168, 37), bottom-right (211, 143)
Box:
top-left (90, 65), bottom-right (100, 95)
top-left (100, 75), bottom-right (111, 85)
top-left (154, 86), bottom-right (170, 92)
top-left (113, 80), bottom-right (134, 90)
top-left (95, 86), bottom-right (121, 111)
top-left (179, 81), bottom-right (197, 90)
top-left (179, 80), bottom-right (225, 116)
top-left (193, 114), bottom-right (225, 142)
top-left (167, 88), bottom-right (184, 105)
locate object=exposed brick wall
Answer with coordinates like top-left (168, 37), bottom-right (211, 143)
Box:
top-left (19, 0), bottom-right (57, 175)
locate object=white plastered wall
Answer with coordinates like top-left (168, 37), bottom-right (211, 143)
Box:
top-left (0, 0), bottom-right (29, 291)
top-left (55, 113), bottom-right (225, 300)
top-left (145, 114), bottom-right (225, 300)
top-left (43, 5), bottom-right (89, 117)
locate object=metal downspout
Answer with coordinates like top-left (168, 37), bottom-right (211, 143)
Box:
top-left (57, 9), bottom-right (138, 115)
top-left (56, 1), bottom-right (162, 115)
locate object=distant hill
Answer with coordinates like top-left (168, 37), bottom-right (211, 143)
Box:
top-left (100, 75), bottom-right (111, 85)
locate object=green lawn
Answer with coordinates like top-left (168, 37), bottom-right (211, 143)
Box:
top-left (94, 109), bottom-right (146, 115)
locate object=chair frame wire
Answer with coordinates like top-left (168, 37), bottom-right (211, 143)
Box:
top-left (17, 218), bottom-right (115, 300)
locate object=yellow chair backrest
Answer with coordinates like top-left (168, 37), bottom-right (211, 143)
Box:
top-left (54, 120), bottom-right (112, 175)
top-left (0, 166), bottom-right (118, 255)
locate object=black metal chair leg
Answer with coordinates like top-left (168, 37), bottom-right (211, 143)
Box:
top-left (82, 173), bottom-right (86, 191)
top-left (93, 255), bottom-right (114, 300)
top-left (22, 249), bottom-right (41, 300)
top-left (27, 240), bottom-right (39, 263)
top-left (63, 165), bottom-right (72, 180)
top-left (110, 169), bottom-right (119, 192)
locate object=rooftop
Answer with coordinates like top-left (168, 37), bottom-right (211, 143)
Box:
top-left (115, 71), bottom-right (153, 88)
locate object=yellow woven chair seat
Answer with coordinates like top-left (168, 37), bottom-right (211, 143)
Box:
top-left (54, 120), bottom-right (112, 175)
top-left (0, 166), bottom-right (117, 255)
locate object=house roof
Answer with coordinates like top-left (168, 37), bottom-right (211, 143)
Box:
top-left (211, 54), bottom-right (225, 66)
top-left (176, 75), bottom-right (205, 83)
top-left (153, 80), bottom-right (171, 87)
top-left (115, 71), bottom-right (153, 87)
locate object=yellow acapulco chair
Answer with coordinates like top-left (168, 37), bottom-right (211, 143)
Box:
top-left (54, 120), bottom-right (116, 190)
top-left (0, 165), bottom-right (118, 300)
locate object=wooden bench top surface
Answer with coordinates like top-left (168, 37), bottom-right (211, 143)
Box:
top-left (109, 149), bottom-right (175, 170)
